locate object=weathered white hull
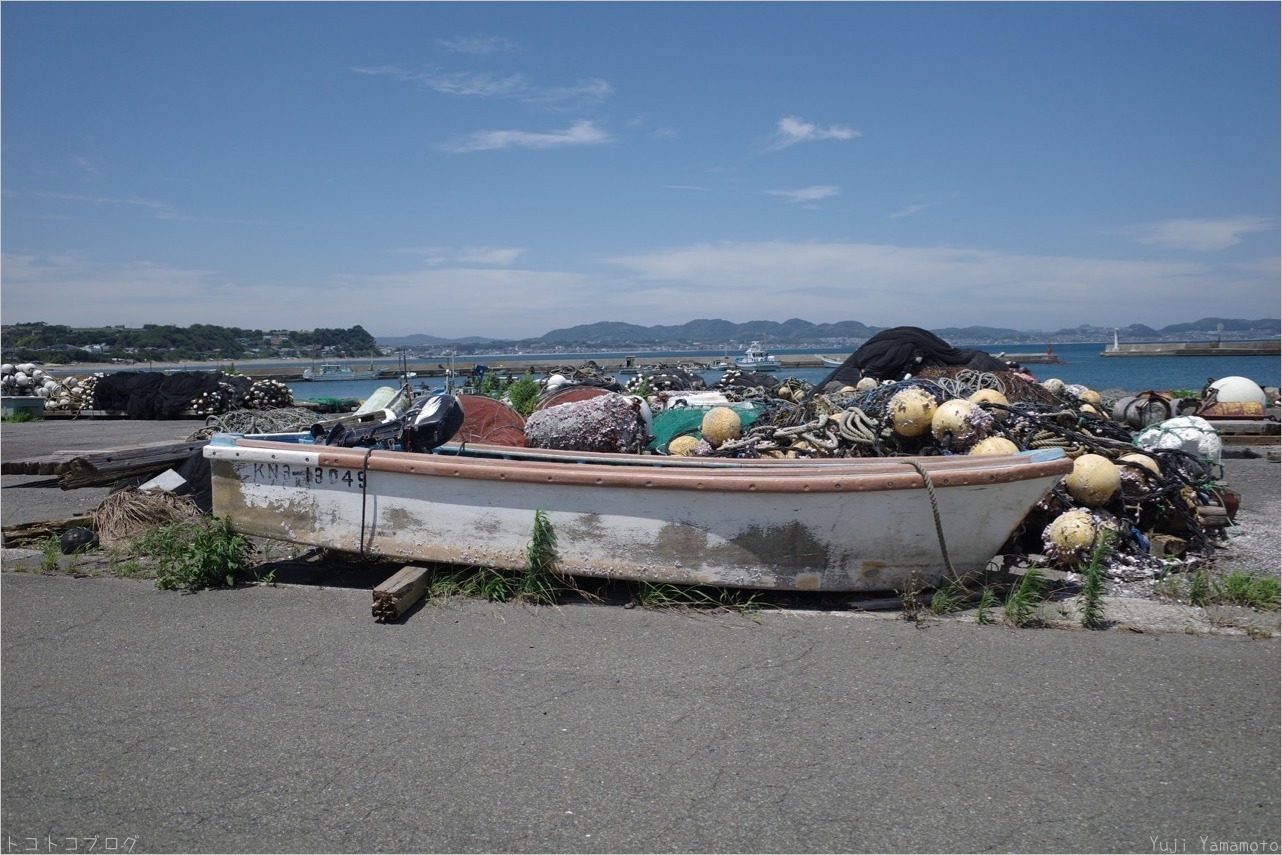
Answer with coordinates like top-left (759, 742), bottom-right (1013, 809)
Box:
top-left (204, 436), bottom-right (1070, 592)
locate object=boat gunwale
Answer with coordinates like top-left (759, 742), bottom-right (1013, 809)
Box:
top-left (215, 437), bottom-right (1071, 494)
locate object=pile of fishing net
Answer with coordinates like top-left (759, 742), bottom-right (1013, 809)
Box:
top-left (45, 371), bottom-right (297, 418)
top-left (187, 406), bottom-right (321, 441)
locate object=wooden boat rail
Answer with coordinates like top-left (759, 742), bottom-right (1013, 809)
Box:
top-left (227, 437), bottom-right (1071, 494)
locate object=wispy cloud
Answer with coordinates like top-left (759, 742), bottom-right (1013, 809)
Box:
top-left (456, 246), bottom-right (527, 266)
top-left (443, 120), bottom-right (611, 153)
top-left (73, 156), bottom-right (101, 177)
top-left (392, 245), bottom-right (526, 266)
top-left (767, 185), bottom-right (840, 204)
top-left (351, 65), bottom-right (611, 109)
top-left (435, 35), bottom-right (519, 55)
top-left (769, 116), bottom-right (860, 150)
top-left (889, 202), bottom-right (936, 219)
top-left (599, 239), bottom-right (1279, 330)
top-left (352, 65), bottom-right (526, 98)
top-left (38, 192), bottom-right (182, 220)
top-left (1121, 216), bottom-right (1274, 251)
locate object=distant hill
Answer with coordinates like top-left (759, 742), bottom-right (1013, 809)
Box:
top-left (377, 318), bottom-right (1280, 349)
top-left (377, 333), bottom-right (494, 347)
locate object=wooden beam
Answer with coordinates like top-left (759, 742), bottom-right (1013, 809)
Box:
top-left (372, 565), bottom-right (432, 622)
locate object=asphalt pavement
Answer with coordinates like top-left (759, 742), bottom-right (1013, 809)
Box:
top-left (2, 417), bottom-right (1279, 853)
top-left (2, 572), bottom-right (1279, 854)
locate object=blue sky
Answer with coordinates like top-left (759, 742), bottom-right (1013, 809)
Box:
top-left (3, 2), bottom-right (1278, 340)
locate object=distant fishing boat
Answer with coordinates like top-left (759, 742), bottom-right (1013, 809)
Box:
top-left (733, 342), bottom-right (781, 372)
top-left (302, 361), bottom-right (376, 382)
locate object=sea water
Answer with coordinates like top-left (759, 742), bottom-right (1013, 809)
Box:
top-left (285, 342), bottom-right (1279, 403)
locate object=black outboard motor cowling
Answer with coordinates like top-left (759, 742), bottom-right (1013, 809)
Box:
top-left (402, 394), bottom-right (465, 453)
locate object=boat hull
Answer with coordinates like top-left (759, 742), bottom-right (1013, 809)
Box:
top-left (205, 438), bottom-right (1070, 592)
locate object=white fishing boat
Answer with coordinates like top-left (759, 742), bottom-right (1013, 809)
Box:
top-left (816, 354), bottom-right (844, 368)
top-left (204, 433), bottom-right (1070, 593)
top-left (302, 361), bottom-right (376, 382)
top-left (733, 342), bottom-right (781, 372)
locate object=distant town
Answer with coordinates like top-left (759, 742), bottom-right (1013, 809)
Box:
top-left (2, 317), bottom-right (1278, 365)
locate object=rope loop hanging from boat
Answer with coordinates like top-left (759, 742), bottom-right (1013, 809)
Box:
top-left (358, 448), bottom-right (374, 556)
top-left (905, 459), bottom-right (955, 578)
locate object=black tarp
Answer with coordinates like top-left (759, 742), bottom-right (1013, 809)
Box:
top-left (807, 327), bottom-right (1011, 396)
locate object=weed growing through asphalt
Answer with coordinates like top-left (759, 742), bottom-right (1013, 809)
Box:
top-left (975, 586), bottom-right (999, 625)
top-left (927, 581), bottom-right (967, 615)
top-left (1079, 530), bottom-right (1113, 629)
top-left (1189, 566), bottom-right (1212, 607)
top-left (40, 537), bottom-right (61, 572)
top-left (1003, 566), bottom-right (1048, 627)
top-left (1200, 571), bottom-right (1281, 610)
top-left (136, 516), bottom-right (250, 592)
top-left (897, 571), bottom-right (925, 622)
top-left (634, 581), bottom-right (764, 616)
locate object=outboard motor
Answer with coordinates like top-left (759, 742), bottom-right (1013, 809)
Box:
top-left (401, 394), bottom-right (465, 453)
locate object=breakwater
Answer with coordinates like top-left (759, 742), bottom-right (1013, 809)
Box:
top-left (1101, 340), bottom-right (1280, 358)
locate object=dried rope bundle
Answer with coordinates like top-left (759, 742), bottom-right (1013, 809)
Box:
top-left (90, 487), bottom-right (202, 547)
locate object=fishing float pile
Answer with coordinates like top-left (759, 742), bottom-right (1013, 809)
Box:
top-left (2, 363), bottom-right (63, 401)
top-left (538, 365), bottom-right (1250, 586)
top-left (4, 368), bottom-right (294, 416)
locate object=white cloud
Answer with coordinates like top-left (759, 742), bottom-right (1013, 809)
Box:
top-left (435, 35), bottom-right (519, 55)
top-left (73, 156), bottom-right (101, 176)
top-left (38, 192), bottom-right (182, 220)
top-left (767, 185), bottom-right (840, 204)
top-left (456, 246), bottom-right (527, 266)
top-left (443, 120), bottom-right (611, 153)
top-left (5, 240), bottom-right (1277, 339)
top-left (770, 116), bottom-right (860, 150)
top-left (351, 65), bottom-right (610, 109)
top-left (1122, 216), bottom-right (1274, 251)
top-left (889, 203), bottom-right (935, 219)
top-left (599, 239), bottom-right (1278, 329)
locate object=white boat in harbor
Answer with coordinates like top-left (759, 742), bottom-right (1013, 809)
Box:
top-left (204, 432), bottom-right (1070, 593)
top-left (302, 361), bottom-right (376, 382)
top-left (733, 342), bottom-right (781, 372)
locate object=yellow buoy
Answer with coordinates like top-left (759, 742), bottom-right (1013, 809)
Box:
top-left (700, 406), bottom-right (742, 448)
top-left (887, 387), bottom-right (937, 437)
top-left (1063, 453), bottom-right (1121, 507)
top-left (1043, 509), bottom-right (1102, 565)
top-left (967, 389), bottom-right (1010, 422)
top-left (667, 435), bottom-right (701, 457)
top-left (931, 398), bottom-right (993, 448)
top-left (968, 436), bottom-right (1019, 456)
top-left (1118, 452), bottom-right (1161, 477)
top-left (855, 377), bottom-right (878, 392)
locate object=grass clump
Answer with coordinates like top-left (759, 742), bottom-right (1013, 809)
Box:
top-left (135, 516), bottom-right (251, 592)
top-left (1206, 571), bottom-right (1281, 610)
top-left (975, 586), bottom-right (999, 625)
top-left (1079, 530), bottom-right (1113, 629)
top-left (634, 581), bottom-right (764, 615)
top-left (1003, 566), bottom-right (1048, 627)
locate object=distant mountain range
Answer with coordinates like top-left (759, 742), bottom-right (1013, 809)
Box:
top-left (376, 317), bottom-right (1281, 350)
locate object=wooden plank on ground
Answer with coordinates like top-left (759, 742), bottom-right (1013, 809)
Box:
top-left (2, 516), bottom-right (90, 547)
top-left (57, 440), bottom-right (210, 489)
top-left (372, 565), bottom-right (432, 622)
